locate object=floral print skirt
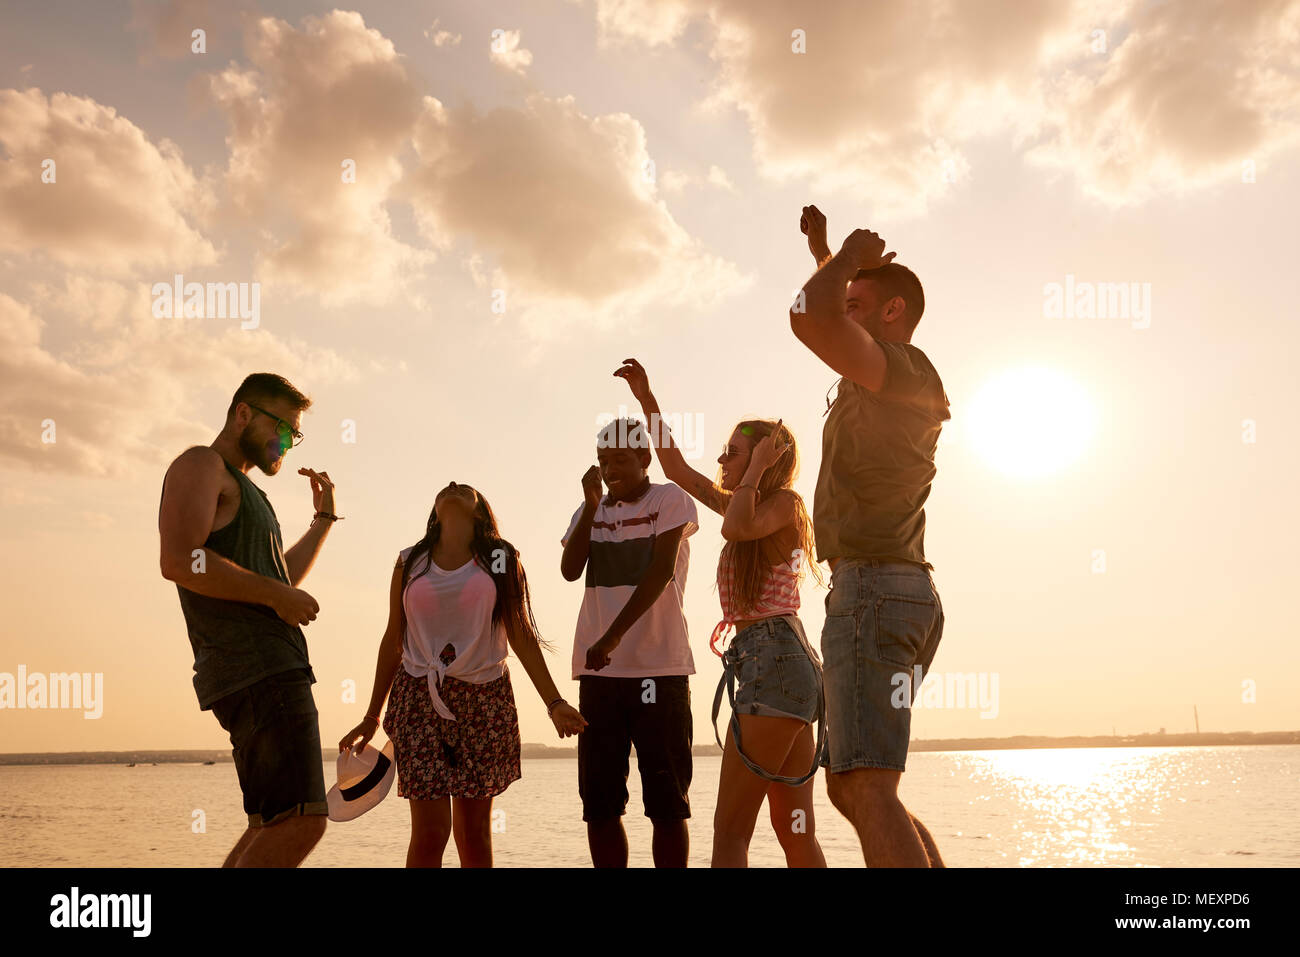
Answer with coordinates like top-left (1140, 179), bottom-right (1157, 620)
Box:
top-left (382, 668), bottom-right (522, 801)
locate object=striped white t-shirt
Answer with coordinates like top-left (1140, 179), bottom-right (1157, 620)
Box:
top-left (561, 481), bottom-right (699, 679)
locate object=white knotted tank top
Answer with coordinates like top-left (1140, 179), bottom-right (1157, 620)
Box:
top-left (397, 546), bottom-right (509, 720)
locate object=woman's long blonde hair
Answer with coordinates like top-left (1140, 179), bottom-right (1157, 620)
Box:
top-left (719, 418), bottom-right (825, 613)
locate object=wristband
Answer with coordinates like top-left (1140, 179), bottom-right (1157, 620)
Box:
top-left (363, 713), bottom-right (379, 724)
top-left (314, 511), bottom-right (343, 523)
top-left (735, 484), bottom-right (759, 494)
top-left (546, 697), bottom-right (566, 717)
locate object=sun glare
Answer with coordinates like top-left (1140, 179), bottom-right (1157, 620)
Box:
top-left (964, 366), bottom-right (1097, 479)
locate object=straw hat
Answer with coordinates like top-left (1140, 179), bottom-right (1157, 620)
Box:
top-left (327, 740), bottom-right (396, 822)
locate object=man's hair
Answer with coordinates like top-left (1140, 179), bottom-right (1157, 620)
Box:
top-left (227, 373), bottom-right (312, 419)
top-left (596, 416), bottom-right (650, 451)
top-left (853, 262), bottom-right (925, 330)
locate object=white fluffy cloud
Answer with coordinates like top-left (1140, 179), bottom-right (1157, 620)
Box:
top-left (1025, 0), bottom-right (1300, 201)
top-left (425, 18), bottom-right (462, 47)
top-left (201, 10), bottom-right (430, 306)
top-left (407, 92), bottom-right (747, 330)
top-left (0, 287), bottom-right (357, 477)
top-left (489, 28), bottom-right (533, 74)
top-left (660, 164), bottom-right (735, 194)
top-left (587, 0), bottom-right (1300, 210)
top-left (194, 10), bottom-right (740, 316)
top-left (0, 88), bottom-right (217, 275)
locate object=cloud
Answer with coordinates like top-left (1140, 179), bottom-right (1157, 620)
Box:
top-left (589, 0), bottom-right (697, 49)
top-left (200, 10), bottom-right (430, 306)
top-left (407, 92), bottom-right (747, 335)
top-left (28, 275), bottom-right (144, 334)
top-left (489, 28), bottom-right (533, 75)
top-left (425, 19), bottom-right (462, 47)
top-left (705, 165), bottom-right (735, 192)
top-left (0, 289), bottom-right (358, 477)
top-left (660, 164), bottom-right (735, 194)
top-left (586, 0), bottom-right (1300, 210)
top-left (1024, 0), bottom-right (1300, 202)
top-left (0, 88), bottom-right (218, 275)
top-left (8, 6), bottom-right (746, 352)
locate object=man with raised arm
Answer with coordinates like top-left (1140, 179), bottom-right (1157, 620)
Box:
top-left (159, 372), bottom-right (339, 867)
top-left (791, 206), bottom-right (951, 867)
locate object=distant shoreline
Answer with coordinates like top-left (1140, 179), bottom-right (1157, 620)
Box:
top-left (2, 730), bottom-right (1296, 766)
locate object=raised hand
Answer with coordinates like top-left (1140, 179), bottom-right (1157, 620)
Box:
top-left (298, 468), bottom-right (336, 514)
top-left (800, 205), bottom-right (832, 264)
top-left (749, 420), bottom-right (792, 475)
top-left (839, 228), bottom-right (896, 271)
top-left (581, 465), bottom-right (603, 510)
top-left (613, 358), bottom-right (652, 403)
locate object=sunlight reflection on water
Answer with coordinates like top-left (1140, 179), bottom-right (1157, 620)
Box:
top-left (913, 746), bottom-right (1296, 867)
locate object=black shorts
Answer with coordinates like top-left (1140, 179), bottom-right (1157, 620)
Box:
top-left (210, 668), bottom-right (328, 827)
top-left (577, 675), bottom-right (692, 822)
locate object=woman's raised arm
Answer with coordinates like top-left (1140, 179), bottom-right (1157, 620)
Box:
top-left (614, 357), bottom-right (729, 516)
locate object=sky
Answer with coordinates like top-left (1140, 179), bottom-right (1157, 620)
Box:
top-left (1, 0), bottom-right (1298, 753)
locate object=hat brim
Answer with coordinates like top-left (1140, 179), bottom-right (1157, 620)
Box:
top-left (327, 740), bottom-right (397, 822)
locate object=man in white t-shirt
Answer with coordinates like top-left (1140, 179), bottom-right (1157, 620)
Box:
top-left (560, 416), bottom-right (699, 868)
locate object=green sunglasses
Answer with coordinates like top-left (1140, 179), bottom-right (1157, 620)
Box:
top-left (247, 404), bottom-right (305, 448)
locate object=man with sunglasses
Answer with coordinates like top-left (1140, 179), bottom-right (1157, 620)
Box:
top-left (159, 372), bottom-right (340, 867)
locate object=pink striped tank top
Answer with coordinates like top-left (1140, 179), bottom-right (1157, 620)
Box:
top-left (710, 543), bottom-right (801, 656)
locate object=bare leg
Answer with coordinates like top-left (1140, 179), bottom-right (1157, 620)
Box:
top-left (650, 818), bottom-right (688, 868)
top-left (765, 724), bottom-right (826, 868)
top-left (587, 818), bottom-right (629, 868)
top-left (222, 827), bottom-right (258, 868)
top-left (231, 814), bottom-right (327, 868)
top-left (711, 714), bottom-right (807, 868)
top-left (452, 797), bottom-right (495, 868)
top-left (407, 797), bottom-right (452, 868)
top-left (910, 812), bottom-right (945, 867)
top-left (825, 768), bottom-right (930, 867)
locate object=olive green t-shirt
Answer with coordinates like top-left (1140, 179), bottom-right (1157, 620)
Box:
top-left (813, 341), bottom-right (950, 568)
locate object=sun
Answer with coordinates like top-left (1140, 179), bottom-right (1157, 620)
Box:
top-left (964, 366), bottom-right (1097, 479)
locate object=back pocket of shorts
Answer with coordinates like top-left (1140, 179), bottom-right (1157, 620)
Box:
top-left (872, 595), bottom-right (938, 668)
top-left (774, 654), bottom-right (816, 705)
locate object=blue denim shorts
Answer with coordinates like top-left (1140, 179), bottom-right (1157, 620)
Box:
top-left (712, 615), bottom-right (827, 785)
top-left (819, 559), bottom-right (944, 773)
top-left (726, 616), bottom-right (821, 723)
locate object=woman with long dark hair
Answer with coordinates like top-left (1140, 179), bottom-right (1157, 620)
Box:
top-left (340, 481), bottom-right (586, 867)
top-left (615, 359), bottom-right (828, 868)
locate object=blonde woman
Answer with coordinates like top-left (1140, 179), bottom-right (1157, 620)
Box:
top-left (615, 359), bottom-right (827, 868)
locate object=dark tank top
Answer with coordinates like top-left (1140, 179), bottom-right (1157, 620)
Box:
top-left (174, 459), bottom-right (314, 709)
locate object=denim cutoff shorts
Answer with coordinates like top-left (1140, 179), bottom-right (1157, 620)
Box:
top-left (723, 615), bottom-right (821, 723)
top-left (819, 559), bottom-right (944, 773)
